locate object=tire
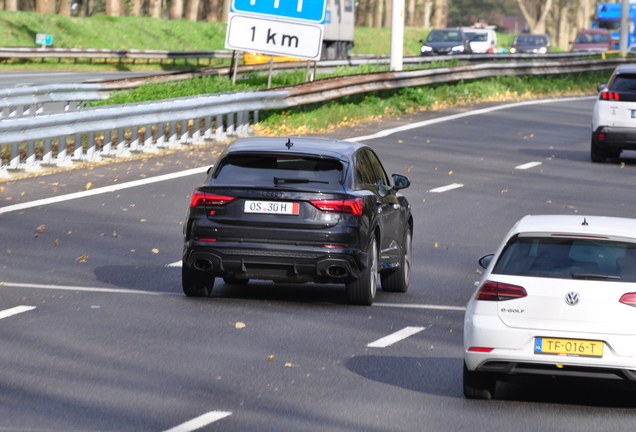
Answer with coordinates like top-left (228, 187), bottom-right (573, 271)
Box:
top-left (381, 225), bottom-right (412, 293)
top-left (591, 138), bottom-right (607, 163)
top-left (346, 237), bottom-right (378, 306)
top-left (223, 276), bottom-right (249, 286)
top-left (182, 264), bottom-right (214, 297)
top-left (463, 362), bottom-right (496, 400)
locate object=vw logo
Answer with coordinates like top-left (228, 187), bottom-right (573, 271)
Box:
top-left (565, 291), bottom-right (580, 306)
top-left (262, 191), bottom-right (282, 198)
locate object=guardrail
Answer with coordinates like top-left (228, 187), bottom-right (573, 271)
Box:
top-left (0, 57), bottom-right (631, 177)
top-left (0, 83), bottom-right (105, 117)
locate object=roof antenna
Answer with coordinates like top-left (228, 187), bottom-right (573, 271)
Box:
top-left (582, 218), bottom-right (588, 226)
top-left (285, 138), bottom-right (293, 150)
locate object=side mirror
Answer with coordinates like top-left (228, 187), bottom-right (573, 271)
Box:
top-left (478, 254), bottom-right (494, 269)
top-left (392, 174), bottom-right (411, 190)
top-left (597, 83), bottom-right (607, 92)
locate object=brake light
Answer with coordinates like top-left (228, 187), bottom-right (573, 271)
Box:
top-left (476, 281), bottom-right (527, 301)
top-left (310, 198), bottom-right (364, 216)
top-left (619, 292), bottom-right (636, 307)
top-left (601, 91), bottom-right (620, 101)
top-left (598, 133), bottom-right (606, 141)
top-left (468, 347), bottom-right (494, 352)
top-left (190, 191), bottom-right (235, 208)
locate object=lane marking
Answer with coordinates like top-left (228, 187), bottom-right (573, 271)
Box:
top-left (347, 97), bottom-right (594, 142)
top-left (0, 166), bottom-right (209, 214)
top-left (373, 302), bottom-right (466, 311)
top-left (429, 183), bottom-right (464, 193)
top-left (1, 282), bottom-right (172, 296)
top-left (163, 411), bottom-right (232, 432)
top-left (0, 305), bottom-right (36, 320)
top-left (168, 261), bottom-right (182, 267)
top-left (515, 161), bottom-right (542, 170)
top-left (367, 326), bottom-right (426, 348)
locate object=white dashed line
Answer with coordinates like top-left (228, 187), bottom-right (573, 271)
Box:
top-left (1, 282), bottom-right (170, 296)
top-left (373, 302), bottom-right (466, 311)
top-left (367, 326), bottom-right (426, 348)
top-left (0, 305), bottom-right (36, 320)
top-left (428, 183), bottom-right (464, 193)
top-left (0, 166), bottom-right (209, 214)
top-left (168, 261), bottom-right (183, 267)
top-left (515, 161), bottom-right (542, 170)
top-left (163, 411), bottom-right (232, 432)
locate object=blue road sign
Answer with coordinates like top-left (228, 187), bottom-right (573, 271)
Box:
top-left (231, 0), bottom-right (326, 23)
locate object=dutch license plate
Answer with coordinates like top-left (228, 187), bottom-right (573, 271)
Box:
top-left (244, 201), bottom-right (299, 215)
top-left (632, 110), bottom-right (636, 118)
top-left (534, 337), bottom-right (603, 358)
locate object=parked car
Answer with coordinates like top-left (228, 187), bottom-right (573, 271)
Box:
top-left (592, 64), bottom-right (636, 162)
top-left (182, 137), bottom-right (413, 305)
top-left (463, 28), bottom-right (497, 53)
top-left (420, 29), bottom-right (473, 55)
top-left (464, 214), bottom-right (636, 400)
top-left (571, 29), bottom-right (614, 53)
top-left (509, 34), bottom-right (550, 54)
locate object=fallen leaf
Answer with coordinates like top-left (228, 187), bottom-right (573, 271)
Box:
top-left (235, 322), bottom-right (246, 329)
top-left (36, 225), bottom-right (46, 232)
top-left (113, 231), bottom-right (118, 237)
top-left (476, 269), bottom-right (483, 274)
top-left (140, 219), bottom-right (147, 222)
top-left (448, 171), bottom-right (453, 175)
top-left (77, 254), bottom-right (88, 262)
top-left (85, 182), bottom-right (92, 190)
top-left (267, 355), bottom-right (275, 360)
top-left (6, 250), bottom-right (11, 254)
top-left (501, 190), bottom-right (508, 193)
top-left (34, 233), bottom-right (39, 238)
top-left (55, 239), bottom-right (59, 246)
top-left (151, 248), bottom-right (159, 254)
top-left (429, 346), bottom-right (434, 350)
top-left (0, 282), bottom-right (4, 285)
top-left (434, 243), bottom-right (439, 248)
top-left (406, 166), bottom-right (413, 173)
top-left (284, 362), bottom-right (299, 367)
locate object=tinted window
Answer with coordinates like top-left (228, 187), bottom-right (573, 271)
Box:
top-left (214, 154), bottom-right (343, 188)
top-left (365, 149), bottom-right (390, 187)
top-left (608, 74), bottom-right (636, 92)
top-left (427, 30), bottom-right (463, 43)
top-left (515, 35), bottom-right (548, 45)
top-left (355, 150), bottom-right (376, 185)
top-left (492, 236), bottom-right (636, 281)
top-left (575, 33), bottom-right (609, 43)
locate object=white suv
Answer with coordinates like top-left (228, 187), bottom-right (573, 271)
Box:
top-left (592, 64), bottom-right (636, 162)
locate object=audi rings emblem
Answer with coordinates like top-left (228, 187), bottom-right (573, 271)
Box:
top-left (565, 291), bottom-right (580, 306)
top-left (262, 191), bottom-right (283, 198)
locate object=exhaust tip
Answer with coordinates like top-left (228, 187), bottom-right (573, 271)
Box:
top-left (326, 265), bottom-right (348, 278)
top-left (193, 259), bottom-right (213, 271)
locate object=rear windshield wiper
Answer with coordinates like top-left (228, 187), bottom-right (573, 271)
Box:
top-left (274, 177), bottom-right (329, 185)
top-left (571, 273), bottom-right (622, 281)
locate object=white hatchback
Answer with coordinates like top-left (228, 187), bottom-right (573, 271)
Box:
top-left (464, 215), bottom-right (636, 399)
top-left (592, 64), bottom-right (636, 162)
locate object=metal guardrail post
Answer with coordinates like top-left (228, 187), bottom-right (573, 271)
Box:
top-left (216, 115), bottom-right (225, 141)
top-left (227, 113), bottom-right (235, 136)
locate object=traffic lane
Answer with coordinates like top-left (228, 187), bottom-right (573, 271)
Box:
top-left (2, 287), bottom-right (636, 432)
top-left (0, 285), bottom-right (464, 432)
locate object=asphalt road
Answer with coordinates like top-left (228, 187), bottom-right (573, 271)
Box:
top-left (2, 97), bottom-right (636, 431)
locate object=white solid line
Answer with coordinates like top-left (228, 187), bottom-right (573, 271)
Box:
top-left (515, 161), bottom-right (542, 170)
top-left (0, 305), bottom-right (36, 320)
top-left (168, 261), bottom-right (183, 267)
top-left (429, 183), bottom-right (464, 193)
top-left (0, 166), bottom-right (209, 214)
top-left (1, 282), bottom-right (173, 296)
top-left (373, 302), bottom-right (466, 311)
top-left (163, 411), bottom-right (232, 432)
top-left (367, 326), bottom-right (426, 348)
top-left (348, 97), bottom-right (595, 142)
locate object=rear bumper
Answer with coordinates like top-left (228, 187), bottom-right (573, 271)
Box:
top-left (183, 241), bottom-right (366, 283)
top-left (593, 126), bottom-right (636, 150)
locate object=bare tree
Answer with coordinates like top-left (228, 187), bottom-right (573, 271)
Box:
top-left (36, 0), bottom-right (55, 13)
top-left (105, 0), bottom-right (122, 16)
top-left (207, 0), bottom-right (219, 21)
top-left (222, 0), bottom-right (230, 23)
top-left (384, 0), bottom-right (392, 27)
top-left (130, 0), bottom-right (143, 16)
top-left (186, 0), bottom-right (201, 20)
top-left (431, 0), bottom-right (447, 28)
top-left (5, 0), bottom-right (18, 11)
top-left (373, 0), bottom-right (383, 28)
top-left (149, 0), bottom-right (162, 17)
top-left (58, 0), bottom-right (72, 15)
top-left (516, 0), bottom-right (554, 34)
top-left (171, 0), bottom-right (184, 19)
top-left (407, 0), bottom-right (416, 27)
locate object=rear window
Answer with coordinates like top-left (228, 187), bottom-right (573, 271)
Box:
top-left (465, 32), bottom-right (487, 42)
top-left (608, 74), bottom-right (636, 92)
top-left (213, 154), bottom-right (344, 188)
top-left (575, 33), bottom-right (609, 43)
top-left (492, 236), bottom-right (636, 282)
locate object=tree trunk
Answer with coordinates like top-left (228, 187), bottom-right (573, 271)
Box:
top-left (186, 0), bottom-right (201, 21)
top-left (130, 0), bottom-right (142, 16)
top-left (149, 0), bottom-right (162, 17)
top-left (58, 0), bottom-right (72, 15)
top-left (407, 0), bottom-right (416, 27)
top-left (356, 0), bottom-right (368, 27)
top-left (365, 0), bottom-right (374, 27)
top-left (36, 0), bottom-right (55, 13)
top-left (207, 0), bottom-right (219, 21)
top-left (105, 0), bottom-right (121, 16)
top-left (373, 0), bottom-right (384, 28)
top-left (431, 0), bottom-right (446, 29)
top-left (170, 0), bottom-right (184, 19)
top-left (222, 0), bottom-right (231, 23)
top-left (516, 0), bottom-right (554, 34)
top-left (384, 0), bottom-right (392, 28)
top-left (5, 0), bottom-right (18, 11)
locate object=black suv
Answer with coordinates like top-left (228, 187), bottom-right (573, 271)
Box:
top-left (182, 137), bottom-right (413, 305)
top-left (420, 29), bottom-right (473, 55)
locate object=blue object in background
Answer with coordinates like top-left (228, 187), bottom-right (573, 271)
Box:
top-left (232, 0), bottom-right (327, 23)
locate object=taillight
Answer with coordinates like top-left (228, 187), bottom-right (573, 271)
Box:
top-left (601, 91), bottom-right (620, 101)
top-left (476, 281), bottom-right (527, 301)
top-left (190, 191), bottom-right (235, 208)
top-left (598, 133), bottom-right (606, 141)
top-left (619, 292), bottom-right (636, 307)
top-left (468, 347), bottom-right (494, 352)
top-left (310, 198), bottom-right (364, 216)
